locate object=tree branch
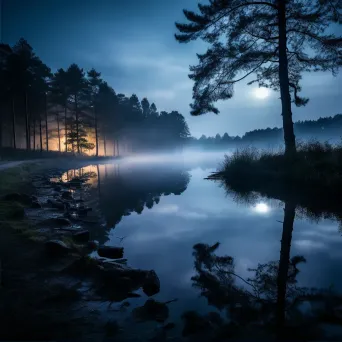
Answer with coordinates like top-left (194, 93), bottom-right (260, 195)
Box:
top-left (176, 2), bottom-right (278, 41)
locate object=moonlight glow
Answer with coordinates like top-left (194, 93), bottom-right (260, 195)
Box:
top-left (254, 202), bottom-right (270, 214)
top-left (253, 87), bottom-right (270, 99)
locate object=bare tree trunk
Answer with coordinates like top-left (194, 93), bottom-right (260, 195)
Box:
top-left (75, 95), bottom-right (80, 154)
top-left (103, 133), bottom-right (107, 157)
top-left (45, 93), bottom-right (49, 151)
top-left (94, 106), bottom-right (99, 157)
top-left (11, 97), bottom-right (16, 149)
top-left (39, 115), bottom-right (43, 152)
top-left (33, 119), bottom-right (36, 150)
top-left (278, 0), bottom-right (296, 156)
top-left (276, 201), bottom-right (296, 339)
top-left (57, 113), bottom-right (61, 152)
top-left (64, 103), bottom-right (68, 152)
top-left (25, 91), bottom-right (30, 150)
top-left (117, 139), bottom-right (120, 157)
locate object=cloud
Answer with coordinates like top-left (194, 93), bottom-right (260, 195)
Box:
top-left (294, 239), bottom-right (327, 250)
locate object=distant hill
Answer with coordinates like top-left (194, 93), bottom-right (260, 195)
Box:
top-left (188, 114), bottom-right (342, 149)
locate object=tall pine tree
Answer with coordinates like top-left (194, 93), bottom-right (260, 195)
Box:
top-left (175, 0), bottom-right (341, 155)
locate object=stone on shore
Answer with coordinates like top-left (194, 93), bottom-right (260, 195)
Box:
top-left (98, 246), bottom-right (124, 259)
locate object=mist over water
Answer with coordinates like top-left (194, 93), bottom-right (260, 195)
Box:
top-left (58, 152), bottom-right (342, 340)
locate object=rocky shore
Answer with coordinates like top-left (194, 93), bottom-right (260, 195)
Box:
top-left (0, 164), bottom-right (177, 341)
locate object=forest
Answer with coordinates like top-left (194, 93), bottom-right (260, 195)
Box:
top-left (189, 114), bottom-right (342, 150)
top-left (0, 39), bottom-right (190, 157)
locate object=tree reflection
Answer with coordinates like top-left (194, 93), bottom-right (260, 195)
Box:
top-left (187, 200), bottom-right (342, 341)
top-left (91, 163), bottom-right (190, 244)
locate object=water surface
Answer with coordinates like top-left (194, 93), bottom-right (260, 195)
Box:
top-left (63, 153), bottom-right (342, 339)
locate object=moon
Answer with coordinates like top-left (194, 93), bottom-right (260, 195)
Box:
top-left (254, 87), bottom-right (270, 99)
top-left (254, 202), bottom-right (270, 214)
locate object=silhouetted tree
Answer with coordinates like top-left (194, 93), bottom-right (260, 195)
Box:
top-left (87, 68), bottom-right (102, 156)
top-left (175, 0), bottom-right (341, 156)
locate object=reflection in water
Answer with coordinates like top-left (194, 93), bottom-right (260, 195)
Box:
top-left (186, 201), bottom-right (342, 341)
top-left (61, 162), bottom-right (190, 245)
top-left (57, 160), bottom-right (342, 341)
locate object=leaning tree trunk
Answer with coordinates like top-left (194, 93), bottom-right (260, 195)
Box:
top-left (11, 97), bottom-right (17, 149)
top-left (64, 103), bottom-right (68, 152)
top-left (278, 1), bottom-right (296, 156)
top-left (276, 201), bottom-right (296, 339)
top-left (45, 93), bottom-right (49, 151)
top-left (39, 115), bottom-right (43, 152)
top-left (25, 91), bottom-right (30, 150)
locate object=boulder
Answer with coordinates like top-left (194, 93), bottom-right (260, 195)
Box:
top-left (143, 270), bottom-right (160, 297)
top-left (45, 240), bottom-right (70, 256)
top-left (3, 193), bottom-right (32, 205)
top-left (31, 201), bottom-right (42, 209)
top-left (72, 230), bottom-right (90, 243)
top-left (61, 191), bottom-right (73, 200)
top-left (47, 199), bottom-right (65, 210)
top-left (98, 246), bottom-right (124, 259)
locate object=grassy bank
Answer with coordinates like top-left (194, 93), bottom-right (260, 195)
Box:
top-left (210, 142), bottom-right (342, 215)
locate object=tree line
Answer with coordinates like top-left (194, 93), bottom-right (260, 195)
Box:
top-left (0, 39), bottom-right (190, 156)
top-left (188, 113), bottom-right (342, 150)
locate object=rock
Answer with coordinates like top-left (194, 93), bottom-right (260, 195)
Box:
top-left (37, 217), bottom-right (71, 228)
top-left (61, 191), bottom-right (73, 200)
top-left (77, 207), bottom-right (92, 216)
top-left (31, 195), bottom-right (38, 202)
top-left (143, 270), bottom-right (160, 297)
top-left (72, 230), bottom-right (90, 243)
top-left (98, 246), bottom-right (124, 259)
top-left (53, 185), bottom-right (62, 192)
top-left (87, 240), bottom-right (99, 250)
top-left (31, 201), bottom-right (42, 209)
top-left (45, 240), bottom-right (70, 256)
top-left (3, 193), bottom-right (32, 205)
top-left (47, 199), bottom-right (65, 210)
top-left (68, 178), bottom-right (84, 188)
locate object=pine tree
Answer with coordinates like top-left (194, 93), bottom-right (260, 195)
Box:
top-left (175, 0), bottom-right (341, 156)
top-left (65, 64), bottom-right (88, 154)
top-left (87, 68), bottom-right (102, 156)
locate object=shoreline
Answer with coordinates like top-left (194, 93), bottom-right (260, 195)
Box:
top-left (0, 159), bottom-right (164, 341)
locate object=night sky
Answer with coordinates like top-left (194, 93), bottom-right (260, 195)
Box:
top-left (3, 0), bottom-right (342, 137)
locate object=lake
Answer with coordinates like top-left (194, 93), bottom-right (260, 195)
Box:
top-left (61, 152), bottom-right (342, 340)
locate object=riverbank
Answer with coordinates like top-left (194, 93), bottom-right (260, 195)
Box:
top-left (0, 159), bottom-right (164, 341)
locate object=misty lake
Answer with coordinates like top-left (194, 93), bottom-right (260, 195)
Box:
top-left (61, 152), bottom-right (342, 340)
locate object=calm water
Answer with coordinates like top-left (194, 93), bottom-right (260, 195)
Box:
top-left (62, 152), bottom-right (342, 339)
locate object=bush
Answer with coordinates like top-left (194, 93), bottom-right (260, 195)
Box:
top-left (212, 141), bottom-right (342, 208)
